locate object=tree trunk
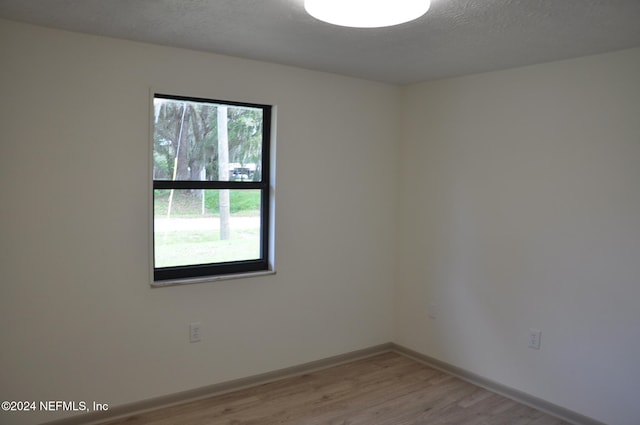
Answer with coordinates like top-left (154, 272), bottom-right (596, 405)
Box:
top-left (217, 106), bottom-right (231, 240)
top-left (175, 104), bottom-right (190, 180)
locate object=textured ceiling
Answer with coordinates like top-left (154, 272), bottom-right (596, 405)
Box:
top-left (1, 0), bottom-right (639, 84)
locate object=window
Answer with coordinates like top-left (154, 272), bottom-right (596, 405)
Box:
top-left (152, 93), bottom-right (272, 282)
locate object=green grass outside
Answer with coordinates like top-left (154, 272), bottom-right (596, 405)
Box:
top-left (154, 190), bottom-right (261, 267)
top-left (154, 227), bottom-right (260, 268)
top-left (154, 189), bottom-right (260, 217)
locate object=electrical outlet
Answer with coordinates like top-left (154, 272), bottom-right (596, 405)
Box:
top-left (528, 328), bottom-right (541, 350)
top-left (189, 322), bottom-right (201, 343)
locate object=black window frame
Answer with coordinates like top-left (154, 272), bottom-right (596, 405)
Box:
top-left (152, 93), bottom-right (272, 282)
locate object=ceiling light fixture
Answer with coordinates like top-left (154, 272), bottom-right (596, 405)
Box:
top-left (304, 0), bottom-right (431, 28)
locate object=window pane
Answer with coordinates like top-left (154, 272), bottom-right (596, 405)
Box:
top-left (154, 189), bottom-right (262, 268)
top-left (153, 97), bottom-right (264, 182)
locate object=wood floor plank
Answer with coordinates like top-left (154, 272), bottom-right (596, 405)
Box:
top-left (102, 352), bottom-right (570, 425)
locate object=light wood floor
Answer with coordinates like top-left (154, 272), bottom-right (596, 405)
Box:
top-left (103, 352), bottom-right (569, 425)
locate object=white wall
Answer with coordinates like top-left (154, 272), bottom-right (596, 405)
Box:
top-left (2, 17), bottom-right (639, 425)
top-left (396, 48), bottom-right (640, 425)
top-left (0, 20), bottom-right (397, 425)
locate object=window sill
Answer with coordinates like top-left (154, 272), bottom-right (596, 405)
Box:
top-left (151, 269), bottom-right (276, 288)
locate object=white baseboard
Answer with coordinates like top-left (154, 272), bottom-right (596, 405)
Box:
top-left (391, 343), bottom-right (605, 425)
top-left (41, 343), bottom-right (393, 425)
top-left (42, 342), bottom-right (603, 425)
